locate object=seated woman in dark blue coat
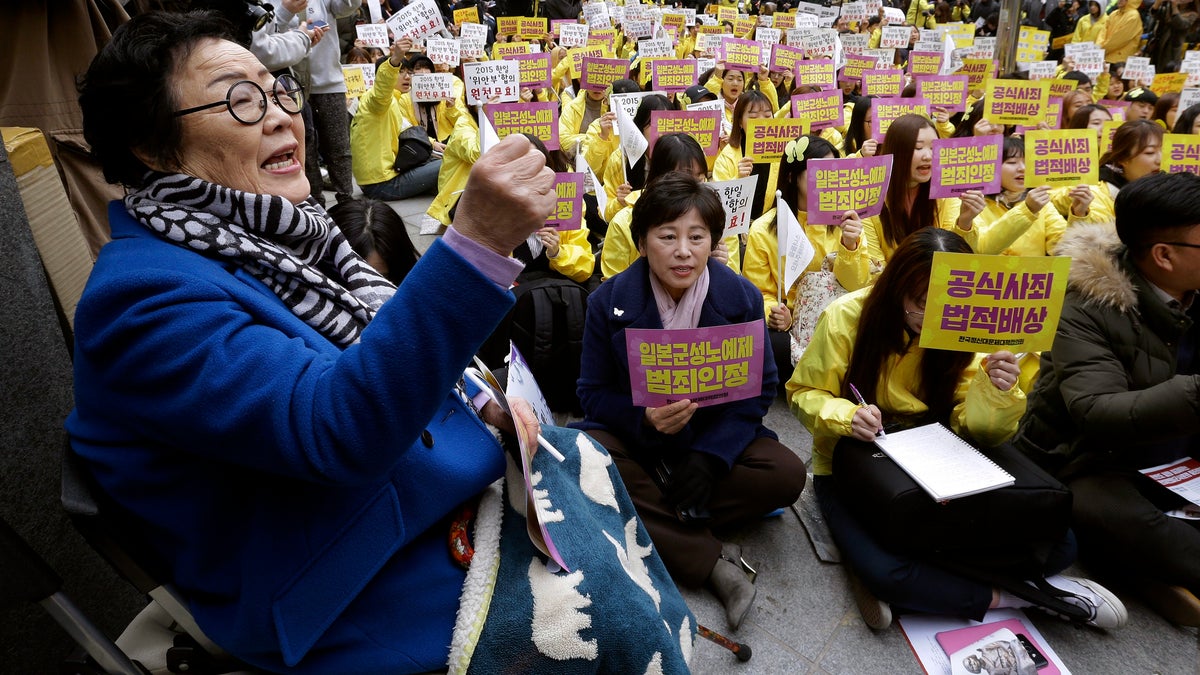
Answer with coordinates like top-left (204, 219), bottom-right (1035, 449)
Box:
top-left (576, 172), bottom-right (807, 631)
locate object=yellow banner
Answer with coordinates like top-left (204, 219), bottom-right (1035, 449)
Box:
top-left (454, 6), bottom-right (479, 24)
top-left (342, 66), bottom-right (366, 98)
top-left (920, 252), bottom-right (1072, 354)
top-left (1162, 133), bottom-right (1200, 175)
top-left (1024, 129), bottom-right (1098, 188)
top-left (744, 118), bottom-right (810, 162)
top-left (983, 79), bottom-right (1049, 125)
top-left (1151, 72), bottom-right (1189, 95)
top-left (493, 42), bottom-right (532, 60)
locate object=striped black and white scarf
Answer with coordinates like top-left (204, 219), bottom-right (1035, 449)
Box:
top-left (125, 173), bottom-right (396, 347)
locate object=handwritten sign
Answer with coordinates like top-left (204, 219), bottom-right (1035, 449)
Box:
top-left (880, 25), bottom-right (910, 49)
top-left (453, 6), bottom-right (479, 24)
top-left (626, 322), bottom-right (764, 408)
top-left (721, 37), bottom-right (762, 71)
top-left (342, 65), bottom-right (367, 98)
top-left (1152, 72), bottom-right (1190, 96)
top-left (921, 253), bottom-right (1071, 353)
top-left (745, 118), bottom-right (810, 162)
top-left (790, 89), bottom-right (844, 130)
top-left (930, 135), bottom-right (1002, 198)
top-left (908, 51), bottom-right (943, 77)
top-left (411, 73), bottom-right (455, 102)
top-left (649, 109), bottom-right (723, 156)
top-left (862, 68), bottom-right (903, 97)
top-left (463, 60), bottom-right (520, 104)
top-left (547, 172), bottom-right (585, 230)
top-left (806, 154), bottom-right (894, 224)
top-left (1161, 133), bottom-right (1200, 175)
top-left (1027, 60), bottom-right (1057, 81)
top-left (486, 101), bottom-right (560, 150)
top-left (984, 79), bottom-right (1049, 126)
top-left (801, 29), bottom-right (838, 59)
top-left (706, 176), bottom-right (760, 236)
top-left (581, 56), bottom-right (629, 92)
top-left (385, 0), bottom-right (446, 41)
top-left (559, 23), bottom-right (590, 47)
top-left (649, 60), bottom-right (697, 93)
top-left (916, 74), bottom-right (969, 114)
top-left (871, 98), bottom-right (931, 141)
top-left (356, 23), bottom-right (390, 49)
top-left (1024, 129), bottom-right (1097, 188)
top-left (582, 2), bottom-right (611, 28)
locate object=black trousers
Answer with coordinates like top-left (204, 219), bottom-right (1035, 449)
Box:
top-left (303, 92), bottom-right (355, 206)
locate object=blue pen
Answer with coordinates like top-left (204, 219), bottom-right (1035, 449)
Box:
top-left (848, 383), bottom-right (886, 438)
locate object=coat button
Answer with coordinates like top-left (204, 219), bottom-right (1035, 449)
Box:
top-left (421, 430), bottom-right (434, 448)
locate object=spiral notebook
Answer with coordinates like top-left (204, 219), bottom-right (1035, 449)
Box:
top-left (874, 423), bottom-right (1014, 502)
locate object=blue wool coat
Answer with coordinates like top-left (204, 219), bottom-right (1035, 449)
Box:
top-left (575, 256), bottom-right (778, 467)
top-left (67, 203), bottom-right (513, 673)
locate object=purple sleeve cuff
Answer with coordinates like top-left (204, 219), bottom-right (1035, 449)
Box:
top-left (443, 226), bottom-right (524, 289)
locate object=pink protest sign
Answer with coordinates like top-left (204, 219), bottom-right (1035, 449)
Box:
top-left (720, 37), bottom-right (762, 72)
top-left (510, 52), bottom-right (552, 90)
top-left (625, 321), bottom-right (764, 408)
top-left (650, 59), bottom-right (698, 93)
top-left (649, 109), bottom-right (723, 156)
top-left (930, 135), bottom-right (1003, 199)
top-left (861, 68), bottom-right (903, 97)
top-left (907, 51), bottom-right (943, 76)
top-left (486, 101), bottom-right (560, 149)
top-left (795, 59), bottom-right (836, 89)
top-left (916, 75), bottom-right (970, 114)
top-left (871, 98), bottom-right (930, 141)
top-left (839, 54), bottom-right (876, 84)
top-left (806, 154), bottom-right (894, 225)
top-left (790, 89), bottom-right (844, 130)
top-left (547, 172), bottom-right (585, 230)
top-left (770, 43), bottom-right (806, 74)
top-left (580, 56), bottom-right (629, 92)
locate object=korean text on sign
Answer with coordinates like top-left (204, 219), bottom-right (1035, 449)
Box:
top-left (547, 173), bottom-right (584, 230)
top-left (920, 252), bottom-right (1072, 353)
top-left (486, 101), bottom-right (560, 149)
top-left (790, 89), bottom-right (844, 130)
top-left (705, 176), bottom-right (759, 236)
top-left (625, 321), bottom-right (765, 408)
top-left (984, 79), bottom-right (1050, 126)
top-left (463, 60), bottom-right (520, 105)
top-left (745, 118), bottom-right (811, 163)
top-left (806, 154), bottom-right (894, 224)
top-left (1162, 133), bottom-right (1200, 175)
top-left (871, 98), bottom-right (931, 141)
top-left (930, 135), bottom-right (1002, 199)
top-left (649, 110), bottom-right (723, 157)
top-left (650, 60), bottom-right (698, 93)
top-left (1024, 129), bottom-right (1097, 187)
top-left (916, 74), bottom-right (969, 114)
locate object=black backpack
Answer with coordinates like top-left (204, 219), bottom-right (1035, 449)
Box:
top-left (490, 275), bottom-right (588, 415)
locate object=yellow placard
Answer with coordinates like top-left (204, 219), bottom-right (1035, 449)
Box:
top-left (568, 45), bottom-right (608, 79)
top-left (1024, 129), bottom-right (1098, 188)
top-left (942, 22), bottom-right (976, 48)
top-left (696, 25), bottom-right (726, 35)
top-left (1151, 72), bottom-right (1189, 96)
top-left (1162, 133), bottom-right (1200, 175)
top-left (493, 41), bottom-right (532, 60)
top-left (744, 118), bottom-right (810, 162)
top-left (342, 66), bottom-right (366, 98)
top-left (588, 28), bottom-right (618, 51)
top-left (1099, 119), bottom-right (1122, 156)
top-left (663, 13), bottom-right (686, 30)
top-left (733, 17), bottom-right (756, 37)
top-left (717, 6), bottom-right (737, 23)
top-left (920, 252), bottom-right (1073, 354)
top-left (983, 79), bottom-right (1049, 125)
top-left (956, 58), bottom-right (996, 90)
top-left (519, 17), bottom-right (548, 38)
top-left (1016, 26), bottom-right (1050, 63)
top-left (454, 6), bottom-right (480, 24)
top-left (1047, 78), bottom-right (1079, 98)
top-left (637, 57), bottom-right (663, 85)
top-left (497, 16), bottom-right (522, 36)
top-left (1051, 34), bottom-right (1072, 50)
top-left (772, 12), bottom-right (796, 29)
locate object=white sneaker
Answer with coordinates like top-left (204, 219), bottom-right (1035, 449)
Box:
top-left (846, 570), bottom-right (892, 630)
top-left (1043, 575), bottom-right (1128, 629)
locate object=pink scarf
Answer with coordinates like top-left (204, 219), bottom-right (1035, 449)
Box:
top-left (648, 264), bottom-right (711, 330)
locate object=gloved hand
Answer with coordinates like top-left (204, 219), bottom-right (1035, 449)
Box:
top-left (665, 452), bottom-right (727, 513)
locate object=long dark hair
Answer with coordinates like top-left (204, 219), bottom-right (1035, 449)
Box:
top-left (630, 94), bottom-right (674, 190)
top-left (729, 89), bottom-right (773, 150)
top-left (326, 199), bottom-right (421, 285)
top-left (878, 114), bottom-right (939, 249)
top-left (777, 134), bottom-right (840, 232)
top-left (646, 133), bottom-right (707, 183)
top-left (843, 94), bottom-right (876, 155)
top-left (842, 228), bottom-right (975, 426)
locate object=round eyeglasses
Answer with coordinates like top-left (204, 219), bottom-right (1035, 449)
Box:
top-left (173, 75), bottom-right (304, 125)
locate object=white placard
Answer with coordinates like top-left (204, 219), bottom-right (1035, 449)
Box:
top-left (462, 60), bottom-right (520, 104)
top-left (1179, 87), bottom-right (1200, 112)
top-left (796, 12), bottom-right (819, 28)
top-left (426, 37), bottom-right (461, 67)
top-left (705, 176), bottom-right (759, 236)
top-left (609, 90), bottom-right (665, 138)
top-left (460, 22), bottom-right (487, 41)
top-left (756, 27), bottom-right (781, 45)
top-left (356, 23), bottom-right (390, 49)
top-left (880, 25), bottom-right (909, 49)
top-left (972, 36), bottom-right (995, 60)
top-left (461, 37), bottom-right (485, 59)
top-left (625, 19), bottom-right (654, 39)
top-left (841, 2), bottom-right (868, 22)
top-left (841, 33), bottom-right (868, 54)
top-left (638, 37), bottom-right (675, 58)
top-left (411, 73), bottom-right (456, 102)
top-left (583, 1), bottom-right (612, 28)
top-left (559, 23), bottom-right (590, 47)
top-left (1124, 56), bottom-right (1152, 86)
top-left (1028, 60), bottom-right (1056, 80)
top-left (802, 29), bottom-right (837, 58)
top-left (385, 0), bottom-right (447, 41)
top-left (864, 48), bottom-right (895, 69)
top-left (1183, 63), bottom-right (1200, 88)
top-left (882, 6), bottom-right (906, 23)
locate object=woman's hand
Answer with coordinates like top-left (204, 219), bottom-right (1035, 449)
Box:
top-left (850, 404), bottom-right (884, 441)
top-left (932, 106), bottom-right (951, 125)
top-left (644, 399), bottom-right (697, 435)
top-left (300, 22), bottom-right (328, 46)
top-left (860, 138), bottom-right (878, 157)
top-left (453, 135), bottom-right (556, 256)
top-left (839, 209), bottom-right (864, 250)
top-left (1024, 185), bottom-right (1051, 214)
top-left (599, 111), bottom-right (616, 140)
top-left (616, 182), bottom-right (633, 207)
top-left (956, 189), bottom-right (987, 230)
top-left (389, 38), bottom-right (414, 66)
top-left (711, 238), bottom-right (730, 265)
top-left (519, 87), bottom-right (534, 102)
top-left (431, 140), bottom-right (447, 153)
top-left (536, 226), bottom-right (561, 258)
top-left (1069, 184), bottom-right (1093, 218)
top-left (982, 351), bottom-right (1021, 392)
top-left (768, 303), bottom-right (792, 332)
top-left (737, 156), bottom-right (754, 178)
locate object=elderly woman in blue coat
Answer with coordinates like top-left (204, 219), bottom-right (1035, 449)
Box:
top-left (576, 172), bottom-right (807, 631)
top-left (69, 12), bottom-right (567, 674)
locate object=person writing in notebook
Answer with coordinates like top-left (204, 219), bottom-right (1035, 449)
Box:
top-left (787, 228), bottom-right (1126, 631)
top-left (1015, 172), bottom-right (1200, 627)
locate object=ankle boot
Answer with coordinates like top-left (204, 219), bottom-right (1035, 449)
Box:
top-left (708, 556), bottom-right (757, 631)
